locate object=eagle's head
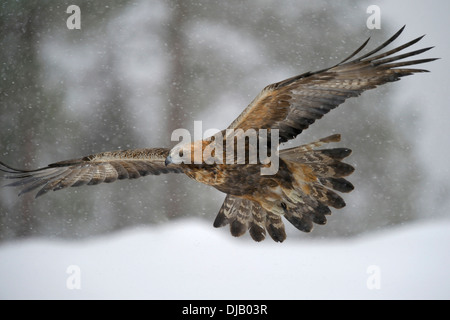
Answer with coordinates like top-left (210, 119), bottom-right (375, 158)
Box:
top-left (165, 139), bottom-right (215, 166)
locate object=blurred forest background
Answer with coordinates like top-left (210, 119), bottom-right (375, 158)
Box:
top-left (0, 0), bottom-right (445, 242)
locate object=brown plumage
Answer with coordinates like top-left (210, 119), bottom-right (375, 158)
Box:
top-left (0, 148), bottom-right (183, 198)
top-left (0, 26), bottom-right (437, 242)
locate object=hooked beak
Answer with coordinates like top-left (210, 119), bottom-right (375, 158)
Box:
top-left (164, 155), bottom-right (172, 167)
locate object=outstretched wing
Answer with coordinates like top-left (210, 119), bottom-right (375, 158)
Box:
top-left (0, 148), bottom-right (183, 198)
top-left (228, 26), bottom-right (437, 143)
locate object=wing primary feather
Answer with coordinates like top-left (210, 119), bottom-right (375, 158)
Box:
top-left (16, 171), bottom-right (68, 197)
top-left (355, 25), bottom-right (406, 60)
top-left (362, 35), bottom-right (426, 62)
top-left (379, 58), bottom-right (438, 70)
top-left (372, 47), bottom-right (434, 66)
top-left (35, 170), bottom-right (75, 198)
top-left (4, 168), bottom-right (63, 186)
top-left (53, 168), bottom-right (83, 190)
top-left (0, 161), bottom-right (49, 175)
top-left (336, 37), bottom-right (371, 65)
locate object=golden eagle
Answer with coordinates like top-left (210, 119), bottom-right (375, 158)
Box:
top-left (0, 26), bottom-right (437, 242)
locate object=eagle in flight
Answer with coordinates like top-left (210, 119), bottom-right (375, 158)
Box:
top-left (0, 26), bottom-right (436, 242)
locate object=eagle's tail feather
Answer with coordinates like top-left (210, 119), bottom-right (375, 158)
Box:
top-left (213, 135), bottom-right (354, 242)
top-left (248, 204), bottom-right (267, 242)
top-left (214, 194), bottom-right (288, 242)
top-left (281, 134), bottom-right (354, 233)
top-left (265, 212), bottom-right (286, 242)
top-left (319, 177), bottom-right (354, 193)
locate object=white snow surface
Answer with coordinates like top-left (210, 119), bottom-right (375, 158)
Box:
top-left (0, 219), bottom-right (449, 300)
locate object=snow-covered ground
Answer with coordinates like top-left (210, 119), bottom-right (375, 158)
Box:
top-left (0, 219), bottom-right (449, 300)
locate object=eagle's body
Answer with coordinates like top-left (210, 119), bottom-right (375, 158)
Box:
top-left (0, 26), bottom-right (437, 242)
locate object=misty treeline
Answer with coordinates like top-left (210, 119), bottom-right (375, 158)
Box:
top-left (0, 1), bottom-right (425, 241)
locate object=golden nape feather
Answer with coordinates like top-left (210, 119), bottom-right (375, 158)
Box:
top-left (1, 26), bottom-right (437, 242)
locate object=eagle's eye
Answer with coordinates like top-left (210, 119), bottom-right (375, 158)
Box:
top-left (179, 150), bottom-right (184, 158)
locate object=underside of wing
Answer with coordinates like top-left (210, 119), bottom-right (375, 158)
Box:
top-left (228, 26), bottom-right (438, 143)
top-left (0, 148), bottom-right (183, 198)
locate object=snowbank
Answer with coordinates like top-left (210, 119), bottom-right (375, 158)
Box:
top-left (0, 219), bottom-right (449, 300)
